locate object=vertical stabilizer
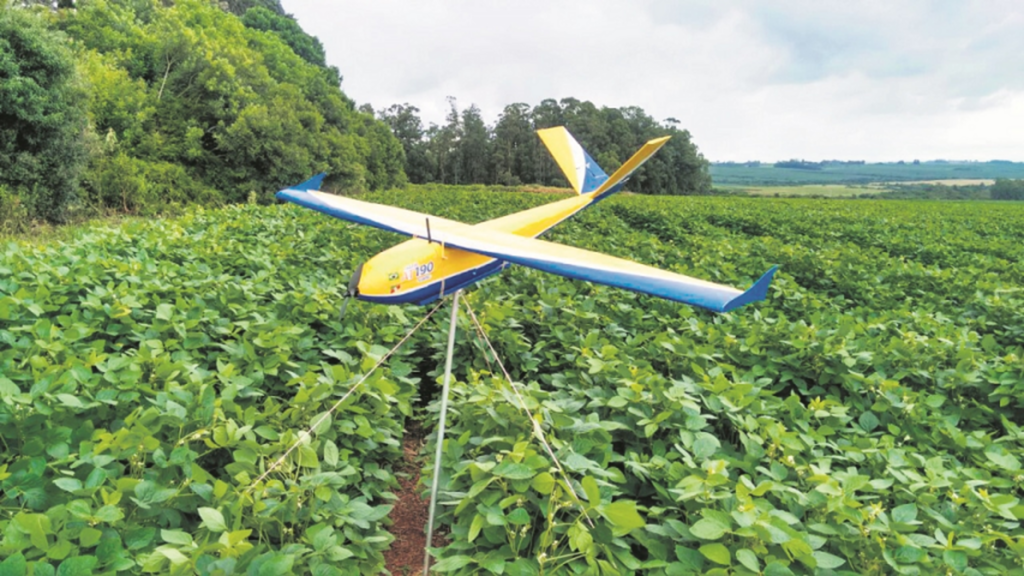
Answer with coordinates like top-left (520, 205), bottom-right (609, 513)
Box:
top-left (536, 127), bottom-right (608, 194)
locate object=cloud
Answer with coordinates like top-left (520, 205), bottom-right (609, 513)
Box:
top-left (286, 0), bottom-right (1024, 161)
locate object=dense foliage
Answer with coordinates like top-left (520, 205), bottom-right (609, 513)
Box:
top-left (0, 6), bottom-right (87, 224)
top-left (4, 186), bottom-right (1024, 574)
top-left (379, 99), bottom-right (712, 195)
top-left (0, 0), bottom-right (406, 226)
top-left (991, 179), bottom-right (1024, 200)
top-left (0, 202), bottom-right (438, 574)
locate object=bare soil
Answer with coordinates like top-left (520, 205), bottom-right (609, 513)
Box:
top-left (383, 421), bottom-right (447, 575)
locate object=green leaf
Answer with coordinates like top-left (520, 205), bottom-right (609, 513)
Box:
top-left (507, 508), bottom-right (530, 525)
top-left (602, 500), bottom-right (645, 532)
top-left (736, 548), bottom-right (759, 572)
top-left (0, 553), bottom-right (27, 576)
top-left (432, 555), bottom-right (474, 572)
top-left (984, 443), bottom-right (1021, 471)
top-left (763, 562), bottom-right (796, 576)
top-left (53, 478), bottom-right (82, 493)
top-left (199, 507), bottom-right (228, 532)
top-left (531, 472), bottom-right (555, 495)
top-left (692, 432), bottom-right (721, 459)
top-left (943, 550), bottom-right (967, 572)
top-left (893, 545), bottom-right (926, 564)
top-left (125, 527), bottom-right (156, 550)
top-left (492, 461), bottom-right (533, 480)
top-left (582, 476), bottom-right (601, 505)
top-left (859, 411), bottom-right (879, 432)
top-left (79, 527), bottom-right (103, 548)
top-left (813, 550), bottom-right (846, 569)
top-left (160, 529), bottom-right (193, 546)
top-left (14, 513), bottom-right (51, 550)
top-left (891, 503), bottom-right (918, 524)
top-left (468, 514), bottom-right (485, 543)
top-left (156, 303), bottom-right (174, 321)
top-left (55, 556), bottom-right (98, 576)
top-left (257, 554), bottom-right (293, 576)
top-left (94, 505), bottom-right (123, 523)
top-left (690, 518), bottom-right (728, 540)
top-left (324, 440), bottom-right (339, 468)
top-left (698, 543), bottom-right (731, 566)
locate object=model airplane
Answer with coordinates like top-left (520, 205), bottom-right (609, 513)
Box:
top-left (277, 127), bottom-right (777, 314)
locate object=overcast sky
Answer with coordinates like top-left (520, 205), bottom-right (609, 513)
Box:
top-left (286, 1), bottom-right (1024, 162)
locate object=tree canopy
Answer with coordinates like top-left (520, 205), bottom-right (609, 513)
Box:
top-left (1, 0), bottom-right (405, 224)
top-left (381, 97), bottom-right (712, 195)
top-left (991, 179), bottom-right (1024, 200)
top-left (0, 6), bottom-right (87, 222)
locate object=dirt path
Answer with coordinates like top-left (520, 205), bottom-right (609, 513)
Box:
top-left (383, 421), bottom-right (446, 575)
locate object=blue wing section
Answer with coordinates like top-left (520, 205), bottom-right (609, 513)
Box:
top-left (580, 148), bottom-right (609, 193)
top-left (290, 172), bottom-right (327, 191)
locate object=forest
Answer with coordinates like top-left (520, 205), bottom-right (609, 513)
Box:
top-left (0, 0), bottom-right (715, 234)
top-left (377, 100), bottom-right (711, 196)
top-left (0, 0), bottom-right (406, 228)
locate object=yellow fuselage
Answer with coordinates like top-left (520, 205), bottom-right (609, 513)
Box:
top-left (357, 194), bottom-right (593, 305)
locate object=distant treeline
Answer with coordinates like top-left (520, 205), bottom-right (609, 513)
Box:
top-left (1, 0), bottom-right (405, 229)
top-left (378, 99), bottom-right (712, 195)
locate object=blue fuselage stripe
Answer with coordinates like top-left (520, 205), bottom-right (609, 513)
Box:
top-left (358, 259), bottom-right (507, 305)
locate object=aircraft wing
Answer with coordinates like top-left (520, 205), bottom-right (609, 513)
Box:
top-left (277, 177), bottom-right (776, 312)
top-left (425, 224), bottom-right (776, 313)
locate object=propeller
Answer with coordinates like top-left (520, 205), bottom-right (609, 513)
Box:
top-left (338, 262), bottom-right (363, 320)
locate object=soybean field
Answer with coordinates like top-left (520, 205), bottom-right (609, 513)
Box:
top-left (2, 188), bottom-right (1023, 575)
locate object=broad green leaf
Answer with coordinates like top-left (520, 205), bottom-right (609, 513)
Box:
top-left (0, 553), bottom-right (27, 576)
top-left (432, 555), bottom-right (474, 572)
top-left (582, 476), bottom-right (601, 505)
top-left (690, 518), bottom-right (728, 540)
top-left (984, 443), bottom-right (1021, 471)
top-left (161, 530), bottom-right (192, 546)
top-left (468, 514), bottom-right (485, 543)
top-left (736, 548), bottom-right (759, 572)
top-left (199, 507), bottom-right (228, 532)
top-left (813, 551), bottom-right (845, 569)
top-left (603, 500), bottom-right (645, 532)
top-left (55, 556), bottom-right (97, 576)
top-left (943, 550), bottom-right (967, 572)
top-left (532, 472), bottom-right (555, 494)
top-left (699, 543), bottom-right (730, 566)
top-left (858, 411), bottom-right (879, 432)
top-left (492, 461), bottom-right (534, 480)
top-left (891, 503), bottom-right (918, 524)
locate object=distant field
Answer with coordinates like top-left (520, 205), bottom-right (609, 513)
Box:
top-left (721, 184), bottom-right (884, 197)
top-left (890, 178), bottom-right (995, 186)
top-left (711, 161), bottom-right (1024, 186)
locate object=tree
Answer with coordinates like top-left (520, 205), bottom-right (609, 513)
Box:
top-left (58, 0), bottom-right (406, 205)
top-left (991, 179), bottom-right (1024, 200)
top-left (459, 104), bottom-right (490, 184)
top-left (241, 6), bottom-right (341, 86)
top-left (0, 6), bottom-right (87, 222)
top-left (491, 103), bottom-right (535, 185)
top-left (379, 103), bottom-right (433, 183)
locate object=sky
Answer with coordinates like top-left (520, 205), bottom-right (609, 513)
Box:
top-left (286, 0), bottom-right (1024, 162)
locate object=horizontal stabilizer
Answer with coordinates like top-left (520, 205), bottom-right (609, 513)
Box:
top-left (590, 136), bottom-right (670, 199)
top-left (291, 172), bottom-right (326, 191)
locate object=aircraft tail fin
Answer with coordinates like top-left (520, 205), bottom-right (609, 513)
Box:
top-left (588, 136), bottom-right (670, 200)
top-left (536, 127), bottom-right (608, 194)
